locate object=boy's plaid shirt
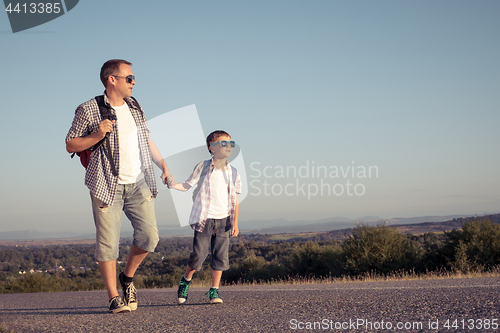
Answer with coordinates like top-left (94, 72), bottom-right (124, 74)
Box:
top-left (66, 93), bottom-right (157, 206)
top-left (186, 159), bottom-right (242, 232)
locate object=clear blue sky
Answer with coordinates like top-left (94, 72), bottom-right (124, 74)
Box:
top-left (1, 1), bottom-right (499, 234)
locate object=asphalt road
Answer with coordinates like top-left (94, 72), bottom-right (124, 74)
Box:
top-left (0, 277), bottom-right (499, 332)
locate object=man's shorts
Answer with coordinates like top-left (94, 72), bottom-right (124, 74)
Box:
top-left (91, 178), bottom-right (159, 262)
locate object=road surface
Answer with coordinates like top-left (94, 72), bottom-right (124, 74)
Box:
top-left (1, 277), bottom-right (499, 332)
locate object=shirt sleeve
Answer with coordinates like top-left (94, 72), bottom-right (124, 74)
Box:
top-left (185, 161), bottom-right (204, 187)
top-left (136, 100), bottom-right (151, 142)
top-left (143, 119), bottom-right (151, 142)
top-left (65, 104), bottom-right (90, 142)
top-left (234, 170), bottom-right (242, 194)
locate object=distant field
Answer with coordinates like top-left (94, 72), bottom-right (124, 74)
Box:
top-left (269, 232), bottom-right (328, 241)
top-left (0, 239), bottom-right (96, 247)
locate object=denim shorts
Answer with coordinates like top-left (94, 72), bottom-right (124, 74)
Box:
top-left (90, 178), bottom-right (159, 262)
top-left (187, 217), bottom-right (231, 271)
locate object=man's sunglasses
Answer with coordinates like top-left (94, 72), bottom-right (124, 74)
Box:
top-left (210, 140), bottom-right (236, 148)
top-left (113, 75), bottom-right (135, 84)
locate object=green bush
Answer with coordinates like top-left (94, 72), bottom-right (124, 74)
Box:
top-left (342, 222), bottom-right (420, 274)
top-left (448, 217), bottom-right (500, 272)
top-left (285, 242), bottom-right (344, 278)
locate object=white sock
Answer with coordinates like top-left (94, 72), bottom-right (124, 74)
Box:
top-left (211, 286), bottom-right (218, 289)
top-left (184, 275), bottom-right (192, 282)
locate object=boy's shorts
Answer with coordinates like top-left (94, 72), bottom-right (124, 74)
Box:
top-left (187, 217), bottom-right (231, 271)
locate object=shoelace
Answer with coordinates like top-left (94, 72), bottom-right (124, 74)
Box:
top-left (126, 283), bottom-right (137, 302)
top-left (205, 288), bottom-right (220, 299)
top-left (110, 296), bottom-right (122, 306)
top-left (178, 281), bottom-right (189, 297)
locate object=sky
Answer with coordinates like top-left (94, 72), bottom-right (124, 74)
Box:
top-left (0, 0), bottom-right (499, 234)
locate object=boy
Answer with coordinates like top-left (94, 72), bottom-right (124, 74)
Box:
top-left (170, 130), bottom-right (241, 304)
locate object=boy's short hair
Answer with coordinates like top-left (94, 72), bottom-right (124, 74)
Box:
top-left (206, 130), bottom-right (231, 154)
top-left (100, 59), bottom-right (132, 87)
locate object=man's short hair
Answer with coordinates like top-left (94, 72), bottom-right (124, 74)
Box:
top-left (206, 130), bottom-right (231, 154)
top-left (100, 59), bottom-right (132, 87)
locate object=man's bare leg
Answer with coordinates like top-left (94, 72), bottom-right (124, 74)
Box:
top-left (99, 260), bottom-right (119, 300)
top-left (124, 244), bottom-right (148, 277)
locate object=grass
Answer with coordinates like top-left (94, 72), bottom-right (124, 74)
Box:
top-left (220, 266), bottom-right (500, 287)
top-left (3, 267), bottom-right (500, 293)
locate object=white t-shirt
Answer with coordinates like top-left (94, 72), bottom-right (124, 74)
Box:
top-left (114, 103), bottom-right (143, 184)
top-left (206, 166), bottom-right (230, 219)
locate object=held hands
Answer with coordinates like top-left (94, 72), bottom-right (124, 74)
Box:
top-left (98, 119), bottom-right (115, 138)
top-left (161, 172), bottom-right (175, 188)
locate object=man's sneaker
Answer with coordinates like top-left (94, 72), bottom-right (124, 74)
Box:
top-left (119, 272), bottom-right (138, 311)
top-left (177, 276), bottom-right (191, 304)
top-left (205, 288), bottom-right (223, 304)
top-left (109, 296), bottom-right (131, 314)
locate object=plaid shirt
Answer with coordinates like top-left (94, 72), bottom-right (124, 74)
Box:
top-left (66, 93), bottom-right (157, 206)
top-left (186, 159), bottom-right (242, 232)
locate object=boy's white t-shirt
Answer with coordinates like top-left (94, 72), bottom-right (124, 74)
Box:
top-left (206, 166), bottom-right (230, 219)
top-left (114, 103), bottom-right (143, 184)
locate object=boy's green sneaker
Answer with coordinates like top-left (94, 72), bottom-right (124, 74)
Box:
top-left (205, 287), bottom-right (223, 304)
top-left (177, 276), bottom-right (191, 304)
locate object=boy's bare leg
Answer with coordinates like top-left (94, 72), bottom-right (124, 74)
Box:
top-left (99, 260), bottom-right (119, 300)
top-left (124, 244), bottom-right (148, 277)
top-left (184, 265), bottom-right (196, 280)
top-left (211, 269), bottom-right (222, 288)
top-left (207, 269), bottom-right (223, 304)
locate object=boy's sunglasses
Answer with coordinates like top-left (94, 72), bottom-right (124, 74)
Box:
top-left (113, 75), bottom-right (135, 84)
top-left (211, 140), bottom-right (235, 148)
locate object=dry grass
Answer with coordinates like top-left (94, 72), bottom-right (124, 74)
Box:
top-left (221, 266), bottom-right (500, 287)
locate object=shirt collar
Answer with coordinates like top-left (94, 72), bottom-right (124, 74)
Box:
top-left (103, 91), bottom-right (136, 110)
top-left (210, 158), bottom-right (230, 170)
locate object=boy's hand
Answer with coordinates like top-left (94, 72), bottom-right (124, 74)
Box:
top-left (165, 175), bottom-right (175, 188)
top-left (230, 225), bottom-right (239, 238)
top-left (161, 173), bottom-right (175, 188)
top-left (169, 182), bottom-right (190, 191)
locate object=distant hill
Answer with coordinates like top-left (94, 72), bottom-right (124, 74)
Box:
top-left (393, 214), bottom-right (500, 235)
top-left (239, 214), bottom-right (477, 235)
top-left (0, 213), bottom-right (497, 242)
top-left (279, 214), bottom-right (500, 242)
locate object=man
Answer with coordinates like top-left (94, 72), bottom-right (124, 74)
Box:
top-left (66, 59), bottom-right (173, 313)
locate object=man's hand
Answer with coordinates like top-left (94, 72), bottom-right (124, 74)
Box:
top-left (231, 225), bottom-right (239, 238)
top-left (97, 119), bottom-right (115, 138)
top-left (161, 172), bottom-right (175, 188)
top-left (66, 119), bottom-right (115, 154)
top-left (148, 140), bottom-right (176, 187)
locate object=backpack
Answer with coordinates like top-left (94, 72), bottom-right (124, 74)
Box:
top-left (70, 95), bottom-right (141, 177)
top-left (192, 159), bottom-right (238, 202)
